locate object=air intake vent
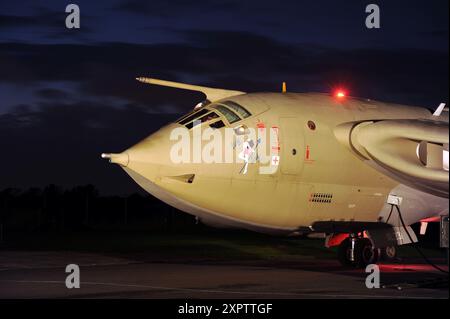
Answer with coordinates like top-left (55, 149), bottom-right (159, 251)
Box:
top-left (310, 193), bottom-right (333, 203)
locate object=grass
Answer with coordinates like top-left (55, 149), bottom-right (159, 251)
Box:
top-left (0, 230), bottom-right (446, 263)
top-left (1, 230), bottom-right (334, 261)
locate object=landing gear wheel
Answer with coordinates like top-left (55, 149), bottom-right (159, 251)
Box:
top-left (355, 238), bottom-right (380, 268)
top-left (381, 245), bottom-right (397, 261)
top-left (337, 237), bottom-right (379, 268)
top-left (337, 238), bottom-right (353, 266)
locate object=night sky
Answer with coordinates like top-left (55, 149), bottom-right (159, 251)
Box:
top-left (0, 0), bottom-right (448, 195)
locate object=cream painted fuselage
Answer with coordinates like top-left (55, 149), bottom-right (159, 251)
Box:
top-left (108, 93), bottom-right (448, 235)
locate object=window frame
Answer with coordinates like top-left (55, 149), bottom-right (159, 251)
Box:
top-left (211, 104), bottom-right (241, 124)
top-left (209, 120), bottom-right (225, 129)
top-left (221, 100), bottom-right (252, 119)
top-left (185, 111), bottom-right (220, 129)
top-left (178, 108), bottom-right (209, 125)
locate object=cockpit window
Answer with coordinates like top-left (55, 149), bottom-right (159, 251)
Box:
top-left (185, 111), bottom-right (219, 129)
top-left (178, 109), bottom-right (209, 125)
top-left (212, 105), bottom-right (240, 124)
top-left (222, 101), bottom-right (251, 118)
top-left (198, 111), bottom-right (219, 123)
top-left (209, 120), bottom-right (225, 129)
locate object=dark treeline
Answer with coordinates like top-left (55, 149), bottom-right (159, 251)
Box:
top-left (0, 185), bottom-right (442, 247)
top-left (0, 184), bottom-right (200, 234)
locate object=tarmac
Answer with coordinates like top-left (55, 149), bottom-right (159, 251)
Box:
top-left (0, 251), bottom-right (448, 299)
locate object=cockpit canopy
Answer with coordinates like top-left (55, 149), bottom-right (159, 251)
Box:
top-left (177, 100), bottom-right (252, 130)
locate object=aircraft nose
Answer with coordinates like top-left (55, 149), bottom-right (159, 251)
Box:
top-left (101, 152), bottom-right (129, 167)
top-left (102, 123), bottom-right (184, 183)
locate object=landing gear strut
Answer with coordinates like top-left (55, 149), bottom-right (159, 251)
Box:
top-left (337, 234), bottom-right (380, 268)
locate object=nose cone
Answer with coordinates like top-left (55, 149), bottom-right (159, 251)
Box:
top-left (103, 123), bottom-right (184, 184)
top-left (101, 152), bottom-right (129, 167)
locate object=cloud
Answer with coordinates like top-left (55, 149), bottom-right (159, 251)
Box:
top-left (419, 29), bottom-right (449, 39)
top-left (112, 0), bottom-right (239, 17)
top-left (0, 14), bottom-right (49, 28)
top-left (0, 5), bottom-right (95, 44)
top-left (0, 30), bottom-right (448, 110)
top-left (0, 27), bottom-right (448, 194)
top-left (35, 88), bottom-right (70, 100)
top-left (0, 5), bottom-right (67, 30)
top-left (0, 100), bottom-right (180, 194)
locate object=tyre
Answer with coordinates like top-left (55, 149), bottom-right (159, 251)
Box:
top-left (337, 238), bottom-right (353, 266)
top-left (355, 238), bottom-right (379, 268)
top-left (380, 245), bottom-right (397, 261)
top-left (337, 237), bottom-right (379, 268)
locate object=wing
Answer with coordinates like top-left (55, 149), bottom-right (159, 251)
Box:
top-left (335, 118), bottom-right (449, 198)
top-left (136, 77), bottom-right (245, 102)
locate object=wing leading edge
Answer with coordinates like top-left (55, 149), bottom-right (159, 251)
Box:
top-left (136, 77), bottom-right (245, 102)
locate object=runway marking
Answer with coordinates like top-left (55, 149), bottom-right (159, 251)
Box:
top-left (0, 280), bottom-right (443, 299)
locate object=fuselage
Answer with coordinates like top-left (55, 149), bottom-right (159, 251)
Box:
top-left (111, 92), bottom-right (448, 235)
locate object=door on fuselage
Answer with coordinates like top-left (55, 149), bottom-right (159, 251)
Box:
top-left (279, 117), bottom-right (304, 175)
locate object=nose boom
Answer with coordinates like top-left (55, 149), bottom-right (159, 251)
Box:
top-left (101, 152), bottom-right (129, 167)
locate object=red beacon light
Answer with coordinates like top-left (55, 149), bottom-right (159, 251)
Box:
top-left (335, 90), bottom-right (347, 99)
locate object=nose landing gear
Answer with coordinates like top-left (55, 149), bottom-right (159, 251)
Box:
top-left (337, 234), bottom-right (380, 268)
